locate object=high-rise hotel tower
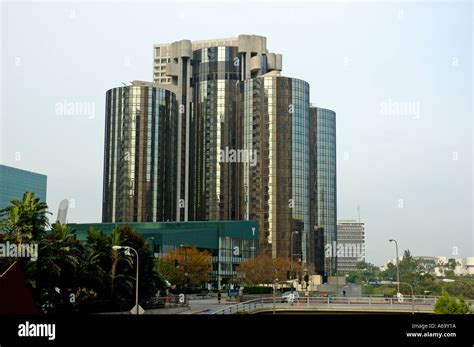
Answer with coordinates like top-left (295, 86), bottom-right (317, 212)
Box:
top-left (102, 35), bottom-right (337, 275)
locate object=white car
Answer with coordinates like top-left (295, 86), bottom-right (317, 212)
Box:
top-left (281, 291), bottom-right (300, 303)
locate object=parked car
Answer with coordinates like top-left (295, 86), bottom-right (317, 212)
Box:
top-left (281, 291), bottom-right (300, 303)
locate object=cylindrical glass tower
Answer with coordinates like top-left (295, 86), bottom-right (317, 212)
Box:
top-left (190, 46), bottom-right (241, 221)
top-left (310, 106), bottom-right (337, 275)
top-left (237, 76), bottom-right (310, 262)
top-left (102, 85), bottom-right (178, 222)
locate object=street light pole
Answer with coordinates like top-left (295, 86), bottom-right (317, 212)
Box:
top-left (273, 278), bottom-right (277, 315)
top-left (389, 239), bottom-right (400, 294)
top-left (180, 245), bottom-right (189, 305)
top-left (112, 246), bottom-right (139, 315)
top-left (290, 231), bottom-right (299, 282)
top-left (394, 281), bottom-right (414, 315)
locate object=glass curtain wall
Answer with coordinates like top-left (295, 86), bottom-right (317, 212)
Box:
top-left (310, 107), bottom-right (337, 275)
top-left (236, 76), bottom-right (310, 262)
top-left (102, 86), bottom-right (178, 222)
top-left (190, 46), bottom-right (241, 221)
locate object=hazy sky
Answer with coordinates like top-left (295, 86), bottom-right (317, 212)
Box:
top-left (1, 0), bottom-right (472, 265)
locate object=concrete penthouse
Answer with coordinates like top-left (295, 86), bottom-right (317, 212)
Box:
top-left (102, 35), bottom-right (337, 276)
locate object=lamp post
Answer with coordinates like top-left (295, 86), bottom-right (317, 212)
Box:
top-left (393, 281), bottom-right (414, 315)
top-left (389, 239), bottom-right (400, 294)
top-left (273, 277), bottom-right (277, 315)
top-left (380, 280), bottom-right (414, 314)
top-left (112, 245), bottom-right (139, 314)
top-left (180, 245), bottom-right (189, 305)
top-left (290, 231), bottom-right (300, 281)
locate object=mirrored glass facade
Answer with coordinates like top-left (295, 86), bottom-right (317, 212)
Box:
top-left (190, 46), bottom-right (241, 221)
top-left (236, 77), bottom-right (311, 262)
top-left (102, 86), bottom-right (178, 222)
top-left (102, 35), bottom-right (337, 276)
top-left (310, 107), bottom-right (337, 275)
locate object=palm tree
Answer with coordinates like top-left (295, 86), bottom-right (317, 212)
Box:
top-left (32, 222), bottom-right (81, 309)
top-left (109, 226), bottom-right (131, 297)
top-left (0, 192), bottom-right (50, 243)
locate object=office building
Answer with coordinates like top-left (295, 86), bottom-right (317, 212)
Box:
top-left (102, 84), bottom-right (178, 222)
top-left (454, 257), bottom-right (474, 276)
top-left (102, 35), bottom-right (337, 275)
top-left (69, 220), bottom-right (259, 289)
top-left (236, 76), bottom-right (310, 261)
top-left (0, 164), bottom-right (47, 210)
top-left (311, 107), bottom-right (337, 275)
top-left (336, 220), bottom-right (365, 273)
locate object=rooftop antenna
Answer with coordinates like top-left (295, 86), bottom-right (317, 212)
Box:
top-left (357, 205), bottom-right (360, 223)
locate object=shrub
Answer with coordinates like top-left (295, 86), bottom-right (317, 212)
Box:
top-left (434, 293), bottom-right (471, 314)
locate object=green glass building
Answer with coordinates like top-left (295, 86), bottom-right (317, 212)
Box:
top-left (69, 220), bottom-right (259, 289)
top-left (0, 164), bottom-right (47, 210)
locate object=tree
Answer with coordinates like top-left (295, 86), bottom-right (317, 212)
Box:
top-left (346, 261), bottom-right (382, 284)
top-left (236, 253), bottom-right (303, 286)
top-left (119, 225), bottom-right (166, 301)
top-left (109, 226), bottom-right (131, 298)
top-left (160, 247), bottom-right (211, 286)
top-left (380, 250), bottom-right (439, 296)
top-left (0, 192), bottom-right (50, 243)
top-left (156, 261), bottom-right (180, 285)
top-left (434, 293), bottom-right (471, 314)
top-left (23, 222), bottom-right (83, 313)
top-left (0, 195), bottom-right (166, 312)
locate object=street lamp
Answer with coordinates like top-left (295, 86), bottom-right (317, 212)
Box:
top-left (389, 239), bottom-right (400, 294)
top-left (273, 277), bottom-right (278, 315)
top-left (393, 281), bottom-right (414, 315)
top-left (380, 280), bottom-right (414, 314)
top-left (112, 245), bottom-right (140, 315)
top-left (290, 231), bottom-right (300, 280)
top-left (180, 245), bottom-right (190, 304)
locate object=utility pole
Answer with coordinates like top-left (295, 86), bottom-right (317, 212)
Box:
top-left (389, 239), bottom-right (400, 294)
top-left (290, 231), bottom-right (299, 283)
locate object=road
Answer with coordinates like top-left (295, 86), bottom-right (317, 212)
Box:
top-left (182, 296), bottom-right (437, 314)
top-left (180, 297), bottom-right (238, 314)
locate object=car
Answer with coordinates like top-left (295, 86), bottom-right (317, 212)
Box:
top-left (281, 291), bottom-right (300, 303)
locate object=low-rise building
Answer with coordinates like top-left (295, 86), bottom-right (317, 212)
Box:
top-left (69, 220), bottom-right (259, 290)
top-left (0, 164), bottom-right (47, 210)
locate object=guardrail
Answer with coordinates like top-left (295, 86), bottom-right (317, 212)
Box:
top-left (294, 296), bottom-right (437, 306)
top-left (212, 299), bottom-right (265, 314)
top-left (212, 296), bottom-right (438, 314)
top-left (143, 295), bottom-right (188, 309)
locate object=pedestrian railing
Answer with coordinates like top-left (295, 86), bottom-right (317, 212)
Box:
top-left (212, 296), bottom-right (436, 314)
top-left (211, 296), bottom-right (437, 314)
top-left (143, 295), bottom-right (187, 309)
top-left (285, 296), bottom-right (436, 308)
top-left (212, 299), bottom-right (264, 314)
